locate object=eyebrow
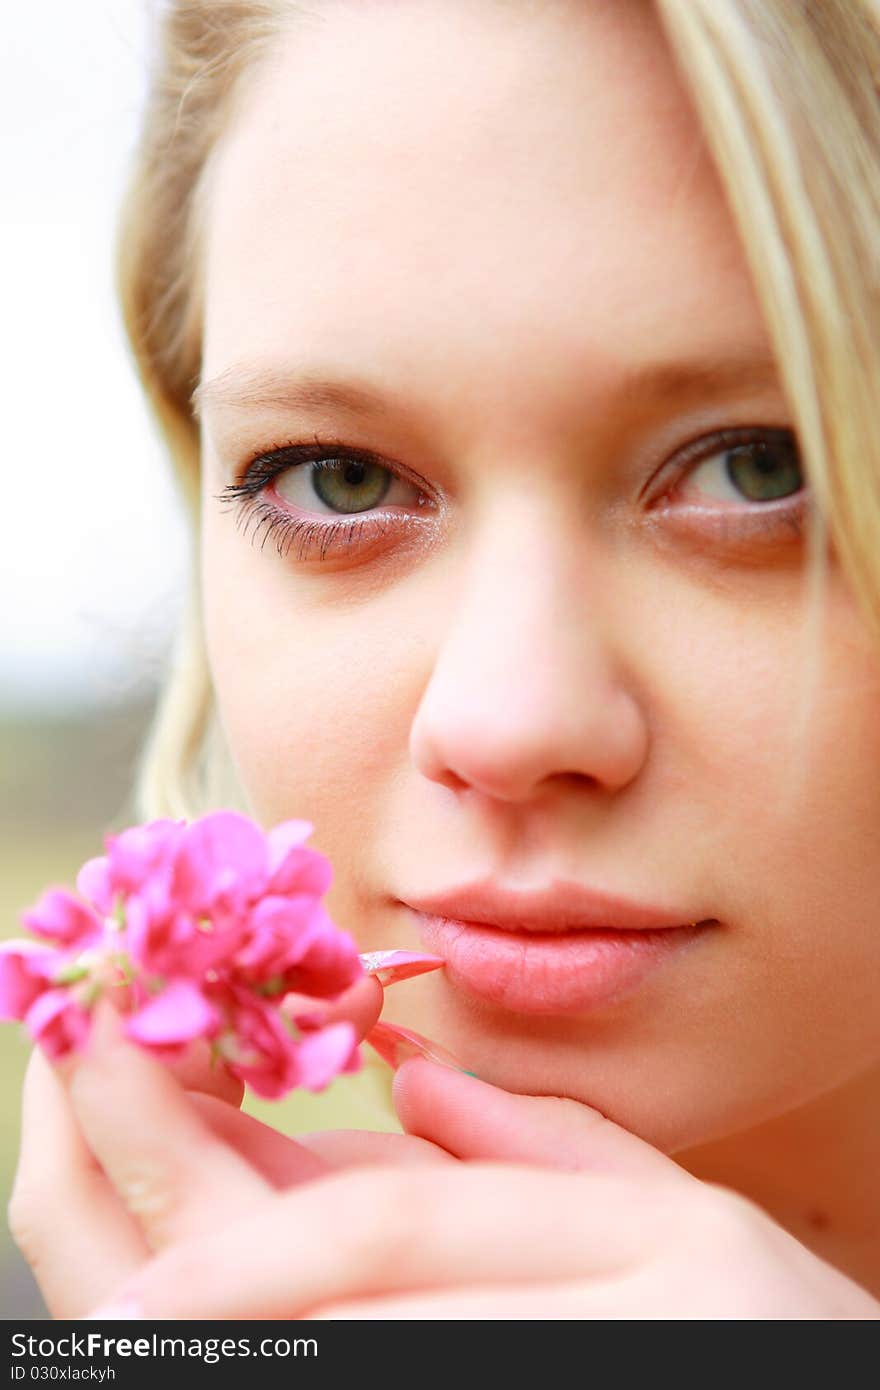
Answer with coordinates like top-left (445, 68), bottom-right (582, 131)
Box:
top-left (192, 366), bottom-right (391, 420)
top-left (191, 353), bottom-right (782, 421)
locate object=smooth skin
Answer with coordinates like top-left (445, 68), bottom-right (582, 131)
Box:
top-left (11, 0), bottom-right (880, 1316)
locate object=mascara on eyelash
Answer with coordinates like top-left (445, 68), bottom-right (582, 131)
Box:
top-left (217, 487), bottom-right (405, 563)
top-left (217, 459), bottom-right (354, 502)
top-left (217, 438), bottom-right (398, 500)
top-left (212, 437), bottom-right (436, 561)
top-left (233, 501), bottom-right (381, 561)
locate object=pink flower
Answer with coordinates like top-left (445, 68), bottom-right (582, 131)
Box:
top-left (236, 897), bottom-right (361, 996)
top-left (220, 988), bottom-right (361, 1099)
top-left (1, 810), bottom-right (367, 1101)
top-left (125, 978), bottom-right (222, 1050)
top-left (20, 887), bottom-right (103, 946)
top-left (76, 818), bottom-right (186, 917)
top-left (297, 1020), bottom-right (362, 1091)
top-left (170, 814), bottom-right (270, 921)
top-left (0, 941), bottom-right (61, 1020)
top-left (266, 820), bottom-right (332, 895)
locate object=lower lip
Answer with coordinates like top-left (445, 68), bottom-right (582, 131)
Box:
top-left (408, 912), bottom-right (708, 1015)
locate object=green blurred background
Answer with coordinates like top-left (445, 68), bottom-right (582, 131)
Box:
top-left (0, 701), bottom-right (152, 1316)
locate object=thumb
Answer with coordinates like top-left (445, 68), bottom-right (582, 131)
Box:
top-left (282, 972), bottom-right (384, 1040)
top-left (392, 1057), bottom-right (689, 1184)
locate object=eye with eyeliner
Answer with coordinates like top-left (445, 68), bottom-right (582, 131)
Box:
top-left (646, 425), bottom-right (808, 543)
top-left (213, 425), bottom-right (808, 562)
top-left (213, 435), bottom-right (437, 562)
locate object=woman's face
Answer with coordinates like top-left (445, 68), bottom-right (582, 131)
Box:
top-left (197, 0), bottom-right (880, 1152)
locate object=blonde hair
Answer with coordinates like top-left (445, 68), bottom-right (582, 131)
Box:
top-left (118, 0), bottom-right (880, 825)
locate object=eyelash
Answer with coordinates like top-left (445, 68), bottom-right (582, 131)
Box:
top-left (648, 426), bottom-right (807, 543)
top-left (215, 436), bottom-right (439, 561)
top-left (214, 427), bottom-right (807, 562)
top-left (215, 435), bottom-right (433, 562)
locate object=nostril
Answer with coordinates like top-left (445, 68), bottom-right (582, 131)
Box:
top-left (434, 768), bottom-right (469, 792)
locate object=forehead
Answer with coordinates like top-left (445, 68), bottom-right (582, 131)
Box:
top-left (201, 0), bottom-right (767, 415)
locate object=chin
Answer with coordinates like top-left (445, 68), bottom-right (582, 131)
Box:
top-left (383, 988), bottom-right (822, 1157)
top-left (471, 1053), bottom-right (733, 1153)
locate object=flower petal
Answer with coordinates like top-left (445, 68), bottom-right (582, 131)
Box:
top-left (295, 1021), bottom-right (359, 1092)
top-left (105, 819), bottom-right (186, 897)
top-left (171, 811), bottom-right (269, 916)
top-left (266, 829), bottom-right (333, 898)
top-left (281, 909), bottom-right (363, 997)
top-left (75, 856), bottom-right (115, 915)
top-left (0, 941), bottom-right (59, 1020)
top-left (266, 819), bottom-right (314, 873)
top-left (126, 979), bottom-right (220, 1046)
top-left (25, 988), bottom-right (91, 1059)
top-left (20, 888), bottom-right (102, 946)
top-left (239, 895), bottom-right (326, 977)
top-left (224, 996), bottom-right (300, 1098)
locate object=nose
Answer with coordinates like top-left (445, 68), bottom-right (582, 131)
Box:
top-left (408, 500), bottom-right (649, 804)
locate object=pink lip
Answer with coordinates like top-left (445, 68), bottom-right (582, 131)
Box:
top-left (409, 914), bottom-right (707, 1015)
top-left (399, 879), bottom-right (713, 1015)
top-left (401, 878), bottom-right (708, 933)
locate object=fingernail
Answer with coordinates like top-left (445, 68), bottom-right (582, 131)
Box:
top-left (83, 1295), bottom-right (142, 1320)
top-left (358, 950), bottom-right (445, 988)
top-left (365, 1020), bottom-right (471, 1072)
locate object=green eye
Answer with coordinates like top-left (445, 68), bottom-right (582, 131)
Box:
top-left (725, 439), bottom-right (803, 502)
top-left (311, 458), bottom-right (393, 513)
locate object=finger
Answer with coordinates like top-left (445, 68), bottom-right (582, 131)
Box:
top-left (293, 1129), bottom-right (455, 1170)
top-left (185, 1092), bottom-right (332, 1186)
top-left (364, 1020), bottom-right (468, 1070)
top-left (392, 1058), bottom-right (690, 1183)
top-left (310, 1283), bottom-right (610, 1319)
top-left (284, 972), bottom-right (383, 1038)
top-left (164, 1037), bottom-right (245, 1106)
top-left (84, 1163), bottom-right (659, 1319)
top-left (60, 1001), bottom-right (321, 1251)
top-left (11, 1048), bottom-right (148, 1319)
top-left (187, 1094), bottom-right (454, 1182)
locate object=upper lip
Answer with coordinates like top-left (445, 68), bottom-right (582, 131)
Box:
top-left (400, 878), bottom-right (709, 934)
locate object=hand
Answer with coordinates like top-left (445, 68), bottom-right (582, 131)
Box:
top-left (8, 983), bottom-right (451, 1318)
top-left (10, 1010), bottom-right (879, 1320)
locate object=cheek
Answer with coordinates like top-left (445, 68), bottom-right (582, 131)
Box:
top-left (673, 579), bottom-right (880, 1070)
top-left (200, 522), bottom-right (419, 836)
top-left (705, 614), bottom-right (880, 912)
top-left (623, 563), bottom-right (880, 1062)
top-left (644, 565), bottom-right (880, 897)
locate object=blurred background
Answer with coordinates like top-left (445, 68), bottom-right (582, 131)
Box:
top-left (2, 2), bottom-right (401, 1319)
top-left (1, 1), bottom-right (188, 1316)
